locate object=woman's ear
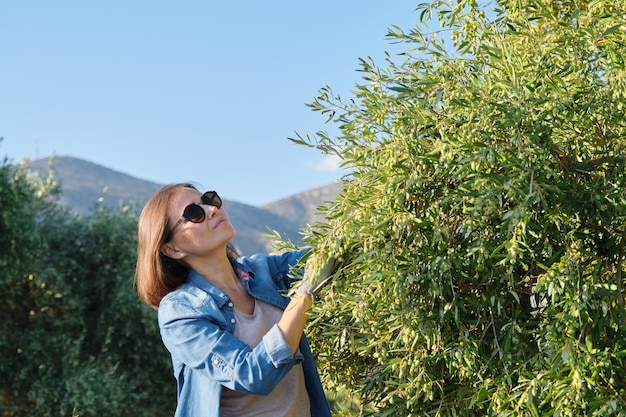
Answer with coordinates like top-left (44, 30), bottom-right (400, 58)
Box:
top-left (161, 243), bottom-right (185, 259)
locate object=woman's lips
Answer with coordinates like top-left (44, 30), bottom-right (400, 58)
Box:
top-left (212, 217), bottom-right (226, 229)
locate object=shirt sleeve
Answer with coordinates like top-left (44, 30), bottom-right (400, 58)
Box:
top-left (256, 250), bottom-right (308, 290)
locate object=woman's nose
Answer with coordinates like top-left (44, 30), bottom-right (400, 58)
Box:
top-left (204, 204), bottom-right (219, 217)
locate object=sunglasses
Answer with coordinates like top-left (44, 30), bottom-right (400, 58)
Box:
top-left (166, 191), bottom-right (222, 240)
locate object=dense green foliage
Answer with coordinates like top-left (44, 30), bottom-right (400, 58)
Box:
top-left (295, 0), bottom-right (626, 415)
top-left (0, 156), bottom-right (173, 416)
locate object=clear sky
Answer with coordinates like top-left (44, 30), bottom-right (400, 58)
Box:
top-left (0, 1), bottom-right (418, 206)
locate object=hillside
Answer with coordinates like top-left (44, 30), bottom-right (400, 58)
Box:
top-left (25, 156), bottom-right (340, 255)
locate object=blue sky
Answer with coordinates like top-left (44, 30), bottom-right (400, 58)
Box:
top-left (0, 1), bottom-right (418, 206)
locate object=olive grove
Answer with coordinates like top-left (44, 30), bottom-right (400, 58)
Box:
top-left (2, 0), bottom-right (626, 415)
top-left (296, 0), bottom-right (626, 415)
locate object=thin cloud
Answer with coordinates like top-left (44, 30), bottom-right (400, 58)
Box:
top-left (311, 155), bottom-right (341, 172)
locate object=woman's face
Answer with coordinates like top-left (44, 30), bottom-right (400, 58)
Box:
top-left (165, 187), bottom-right (236, 257)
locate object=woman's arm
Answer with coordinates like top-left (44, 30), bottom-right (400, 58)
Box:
top-left (277, 293), bottom-right (312, 353)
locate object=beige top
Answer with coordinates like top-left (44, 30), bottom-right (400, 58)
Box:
top-left (220, 299), bottom-right (311, 417)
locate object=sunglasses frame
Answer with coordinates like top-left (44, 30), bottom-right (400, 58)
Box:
top-left (166, 191), bottom-right (222, 241)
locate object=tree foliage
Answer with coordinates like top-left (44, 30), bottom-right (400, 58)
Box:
top-left (295, 1), bottom-right (626, 415)
top-left (0, 155), bottom-right (173, 417)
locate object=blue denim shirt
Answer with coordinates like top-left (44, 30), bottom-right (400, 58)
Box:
top-left (158, 251), bottom-right (331, 417)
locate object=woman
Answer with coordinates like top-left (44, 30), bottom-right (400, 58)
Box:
top-left (135, 183), bottom-right (332, 417)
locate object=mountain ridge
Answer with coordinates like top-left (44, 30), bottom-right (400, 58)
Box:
top-left (24, 155), bottom-right (340, 255)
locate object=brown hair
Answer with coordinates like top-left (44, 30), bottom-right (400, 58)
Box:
top-left (134, 183), bottom-right (239, 309)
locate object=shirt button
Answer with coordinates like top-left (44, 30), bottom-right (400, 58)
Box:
top-left (213, 359), bottom-right (219, 365)
top-left (231, 318), bottom-right (236, 323)
top-left (228, 302), bottom-right (233, 308)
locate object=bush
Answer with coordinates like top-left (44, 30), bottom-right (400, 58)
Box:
top-left (1, 155), bottom-right (173, 416)
top-left (296, 1), bottom-right (626, 415)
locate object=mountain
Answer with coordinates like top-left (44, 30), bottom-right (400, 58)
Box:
top-left (25, 156), bottom-right (340, 255)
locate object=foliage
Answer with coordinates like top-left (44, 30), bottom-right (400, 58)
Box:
top-left (0, 156), bottom-right (59, 414)
top-left (293, 0), bottom-right (626, 415)
top-left (0, 155), bottom-right (173, 417)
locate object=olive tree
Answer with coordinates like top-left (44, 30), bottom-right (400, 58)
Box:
top-left (295, 1), bottom-right (626, 415)
top-left (0, 154), bottom-right (172, 417)
top-left (0, 155), bottom-right (61, 414)
top-left (27, 201), bottom-right (173, 417)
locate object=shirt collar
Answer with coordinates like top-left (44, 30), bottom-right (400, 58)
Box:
top-left (186, 261), bottom-right (255, 307)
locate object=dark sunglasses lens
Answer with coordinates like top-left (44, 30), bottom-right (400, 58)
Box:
top-left (182, 204), bottom-right (205, 223)
top-left (201, 191), bottom-right (222, 208)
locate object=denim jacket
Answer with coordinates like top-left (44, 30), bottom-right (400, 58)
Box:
top-left (158, 250), bottom-right (331, 417)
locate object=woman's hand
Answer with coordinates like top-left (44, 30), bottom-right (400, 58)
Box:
top-left (296, 255), bottom-right (338, 299)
